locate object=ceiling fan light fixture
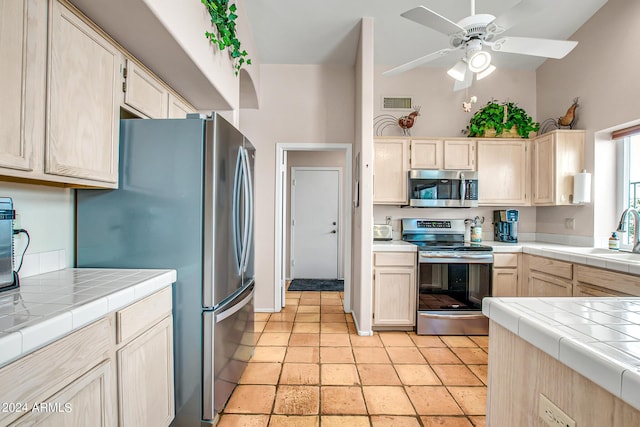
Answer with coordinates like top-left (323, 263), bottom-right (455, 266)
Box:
top-left (476, 64), bottom-right (496, 80)
top-left (468, 50), bottom-right (491, 73)
top-left (447, 60), bottom-right (468, 81)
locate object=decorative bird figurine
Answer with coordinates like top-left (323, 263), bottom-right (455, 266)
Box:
top-left (373, 106), bottom-right (422, 136)
top-left (557, 97), bottom-right (579, 128)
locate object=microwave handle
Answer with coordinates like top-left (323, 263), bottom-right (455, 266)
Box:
top-left (459, 172), bottom-right (466, 203)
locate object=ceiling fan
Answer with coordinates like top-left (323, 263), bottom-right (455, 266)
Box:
top-left (383, 0), bottom-right (578, 91)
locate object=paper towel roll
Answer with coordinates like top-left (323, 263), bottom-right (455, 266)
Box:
top-left (573, 171), bottom-right (591, 204)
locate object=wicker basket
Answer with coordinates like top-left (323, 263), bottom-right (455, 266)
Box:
top-left (482, 125), bottom-right (520, 138)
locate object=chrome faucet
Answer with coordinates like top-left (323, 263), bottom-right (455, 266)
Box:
top-left (617, 207), bottom-right (640, 253)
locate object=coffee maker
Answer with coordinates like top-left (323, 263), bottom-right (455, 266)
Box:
top-left (493, 209), bottom-right (518, 243)
top-left (0, 197), bottom-right (18, 292)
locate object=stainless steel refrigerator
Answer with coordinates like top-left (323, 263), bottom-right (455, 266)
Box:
top-left (75, 113), bottom-right (255, 425)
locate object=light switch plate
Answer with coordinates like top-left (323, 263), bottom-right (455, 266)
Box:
top-left (539, 394), bottom-right (576, 427)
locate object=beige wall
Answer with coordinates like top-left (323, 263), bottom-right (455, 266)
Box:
top-left (536, 0), bottom-right (640, 244)
top-left (374, 67), bottom-right (537, 138)
top-left (239, 64), bottom-right (356, 311)
top-left (285, 150), bottom-right (346, 278)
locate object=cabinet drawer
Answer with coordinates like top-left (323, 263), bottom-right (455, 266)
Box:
top-left (575, 265), bottom-right (640, 296)
top-left (527, 255), bottom-right (572, 280)
top-left (374, 252), bottom-right (416, 267)
top-left (117, 286), bottom-right (172, 344)
top-left (0, 317), bottom-right (112, 425)
top-left (493, 253), bottom-right (518, 268)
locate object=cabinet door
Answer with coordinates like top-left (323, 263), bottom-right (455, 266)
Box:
top-left (573, 283), bottom-right (628, 297)
top-left (373, 268), bottom-right (416, 326)
top-left (528, 271), bottom-right (572, 297)
top-left (123, 59), bottom-right (169, 119)
top-left (46, 0), bottom-right (121, 185)
top-left (0, 0), bottom-right (46, 172)
top-left (10, 361), bottom-right (116, 427)
top-left (492, 268), bottom-right (518, 297)
top-left (118, 316), bottom-right (174, 427)
top-left (532, 133), bottom-right (555, 205)
top-left (410, 139), bottom-right (442, 169)
top-left (373, 138), bottom-right (409, 204)
top-left (443, 140), bottom-right (475, 170)
top-left (478, 140), bottom-right (528, 205)
top-left (167, 93), bottom-right (193, 119)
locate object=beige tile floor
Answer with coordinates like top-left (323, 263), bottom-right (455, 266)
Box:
top-left (218, 291), bottom-right (488, 427)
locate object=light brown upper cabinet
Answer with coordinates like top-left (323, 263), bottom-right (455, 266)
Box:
top-left (123, 59), bottom-right (169, 119)
top-left (46, 0), bottom-right (122, 187)
top-left (373, 138), bottom-right (409, 205)
top-left (531, 130), bottom-right (585, 206)
top-left (443, 140), bottom-right (476, 170)
top-left (168, 93), bottom-right (194, 119)
top-left (0, 0), bottom-right (47, 174)
top-left (477, 139), bottom-right (529, 205)
top-left (410, 139), bottom-right (475, 170)
top-left (410, 139), bottom-right (443, 169)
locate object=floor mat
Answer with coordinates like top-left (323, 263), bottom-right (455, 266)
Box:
top-left (288, 278), bottom-right (344, 291)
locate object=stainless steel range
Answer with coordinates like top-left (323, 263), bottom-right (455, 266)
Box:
top-left (402, 218), bottom-right (493, 335)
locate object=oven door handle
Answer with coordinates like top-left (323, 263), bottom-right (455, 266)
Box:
top-left (419, 253), bottom-right (493, 264)
top-left (419, 312), bottom-right (487, 320)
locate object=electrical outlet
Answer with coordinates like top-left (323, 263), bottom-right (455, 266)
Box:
top-left (539, 394), bottom-right (576, 427)
top-left (564, 218), bottom-right (575, 230)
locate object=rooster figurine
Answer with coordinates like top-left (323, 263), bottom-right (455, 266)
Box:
top-left (374, 106), bottom-right (421, 136)
top-left (557, 97), bottom-right (579, 128)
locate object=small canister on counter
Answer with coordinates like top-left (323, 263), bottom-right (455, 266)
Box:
top-left (609, 232), bottom-right (620, 250)
top-left (470, 216), bottom-right (484, 243)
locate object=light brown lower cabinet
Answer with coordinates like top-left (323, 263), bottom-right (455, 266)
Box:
top-left (372, 251), bottom-right (416, 329)
top-left (491, 253), bottom-right (520, 297)
top-left (523, 254), bottom-right (573, 297)
top-left (0, 287), bottom-right (174, 427)
top-left (9, 361), bottom-right (115, 427)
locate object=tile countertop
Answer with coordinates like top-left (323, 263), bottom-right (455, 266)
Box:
top-left (373, 240), bottom-right (640, 275)
top-left (0, 268), bottom-right (177, 369)
top-left (483, 297), bottom-right (640, 411)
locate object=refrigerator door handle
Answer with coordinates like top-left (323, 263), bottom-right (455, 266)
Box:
top-left (215, 281), bottom-right (254, 323)
top-left (240, 148), bottom-right (253, 273)
top-left (232, 147), bottom-right (244, 274)
top-left (245, 148), bottom-right (254, 272)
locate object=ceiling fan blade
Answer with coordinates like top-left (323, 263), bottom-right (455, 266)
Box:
top-left (491, 36), bottom-right (577, 59)
top-left (453, 68), bottom-right (472, 92)
top-left (383, 48), bottom-right (454, 76)
top-left (487, 0), bottom-right (555, 35)
top-left (401, 6), bottom-right (465, 36)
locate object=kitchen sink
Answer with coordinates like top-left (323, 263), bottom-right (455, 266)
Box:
top-left (552, 247), bottom-right (640, 263)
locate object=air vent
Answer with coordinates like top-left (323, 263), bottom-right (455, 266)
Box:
top-left (382, 96), bottom-right (413, 110)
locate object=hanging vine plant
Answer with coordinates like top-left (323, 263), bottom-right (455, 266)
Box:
top-left (201, 0), bottom-right (251, 75)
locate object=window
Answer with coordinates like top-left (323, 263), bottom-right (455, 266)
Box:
top-left (616, 130), bottom-right (640, 247)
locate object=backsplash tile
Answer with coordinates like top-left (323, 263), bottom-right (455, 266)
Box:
top-left (18, 250), bottom-right (68, 279)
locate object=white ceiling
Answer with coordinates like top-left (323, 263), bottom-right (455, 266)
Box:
top-left (244, 0), bottom-right (608, 70)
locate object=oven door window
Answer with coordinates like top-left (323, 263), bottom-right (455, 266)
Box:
top-left (418, 262), bottom-right (491, 310)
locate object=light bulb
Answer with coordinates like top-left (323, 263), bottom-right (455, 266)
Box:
top-left (447, 60), bottom-right (468, 82)
top-left (468, 50), bottom-right (492, 73)
top-left (476, 65), bottom-right (496, 80)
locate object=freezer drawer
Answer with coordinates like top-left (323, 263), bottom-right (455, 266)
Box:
top-left (202, 282), bottom-right (254, 422)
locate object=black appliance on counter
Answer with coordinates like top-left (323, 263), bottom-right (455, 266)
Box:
top-left (402, 219), bottom-right (492, 335)
top-left (493, 209), bottom-right (519, 243)
top-left (0, 197), bottom-right (18, 292)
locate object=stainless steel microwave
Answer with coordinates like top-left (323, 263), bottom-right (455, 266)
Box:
top-left (408, 170), bottom-right (478, 207)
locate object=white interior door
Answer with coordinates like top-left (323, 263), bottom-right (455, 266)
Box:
top-left (291, 168), bottom-right (340, 279)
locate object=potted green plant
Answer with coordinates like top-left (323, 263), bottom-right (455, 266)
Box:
top-left (467, 100), bottom-right (539, 138)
